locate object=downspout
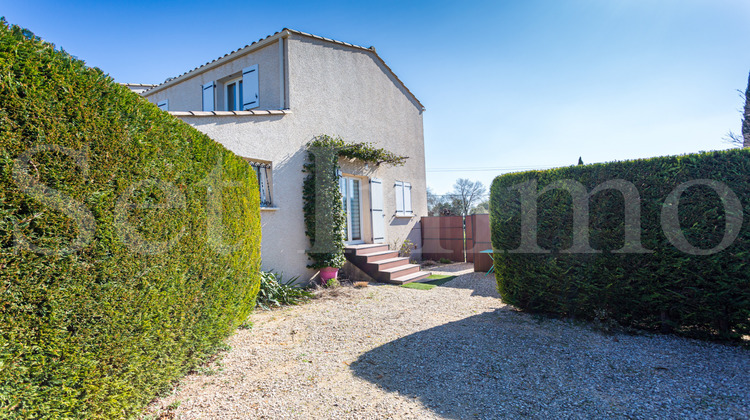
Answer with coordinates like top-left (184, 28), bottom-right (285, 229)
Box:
top-left (279, 34), bottom-right (286, 110)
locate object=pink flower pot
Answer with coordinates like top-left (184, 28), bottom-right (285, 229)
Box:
top-left (319, 267), bottom-right (339, 282)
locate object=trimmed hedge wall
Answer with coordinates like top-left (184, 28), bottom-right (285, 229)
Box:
top-left (0, 21), bottom-right (261, 418)
top-left (490, 148), bottom-right (750, 340)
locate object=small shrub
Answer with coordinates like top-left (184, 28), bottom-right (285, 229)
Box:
top-left (439, 257), bottom-right (452, 264)
top-left (398, 238), bottom-right (416, 258)
top-left (323, 277), bottom-right (340, 288)
top-left (256, 271), bottom-right (312, 310)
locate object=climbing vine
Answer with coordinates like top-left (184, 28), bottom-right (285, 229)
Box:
top-left (302, 135), bottom-right (406, 269)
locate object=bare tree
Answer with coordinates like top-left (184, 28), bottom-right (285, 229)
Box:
top-left (451, 178), bottom-right (487, 216)
top-left (426, 187), bottom-right (442, 216)
top-left (470, 200), bottom-right (489, 214)
top-left (724, 71), bottom-right (750, 148)
top-left (426, 188), bottom-right (446, 216)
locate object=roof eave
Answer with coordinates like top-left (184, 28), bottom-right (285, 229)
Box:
top-left (142, 30), bottom-right (290, 96)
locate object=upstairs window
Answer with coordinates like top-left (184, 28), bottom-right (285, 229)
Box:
top-left (225, 77), bottom-right (243, 111)
top-left (203, 64), bottom-right (260, 112)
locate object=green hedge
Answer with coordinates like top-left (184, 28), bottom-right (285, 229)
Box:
top-left (0, 21), bottom-right (261, 418)
top-left (490, 148), bottom-right (750, 340)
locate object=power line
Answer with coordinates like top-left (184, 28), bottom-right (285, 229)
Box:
top-left (426, 165), bottom-right (558, 172)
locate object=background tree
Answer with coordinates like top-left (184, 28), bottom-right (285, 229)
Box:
top-left (428, 196), bottom-right (462, 216)
top-left (470, 200), bottom-right (490, 214)
top-left (451, 178), bottom-right (487, 216)
top-left (445, 197), bottom-right (465, 215)
top-left (426, 187), bottom-right (444, 216)
top-left (724, 71), bottom-right (750, 148)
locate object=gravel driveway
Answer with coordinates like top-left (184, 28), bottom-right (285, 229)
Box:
top-left (144, 263), bottom-right (750, 419)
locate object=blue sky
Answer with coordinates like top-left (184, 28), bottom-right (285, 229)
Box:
top-left (4, 0), bottom-right (749, 195)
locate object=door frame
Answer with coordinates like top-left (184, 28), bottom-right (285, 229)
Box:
top-left (340, 175), bottom-right (365, 245)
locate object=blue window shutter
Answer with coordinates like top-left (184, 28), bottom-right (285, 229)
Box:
top-left (202, 82), bottom-right (215, 111)
top-left (403, 182), bottom-right (412, 214)
top-left (242, 65), bottom-right (259, 110)
top-left (395, 181), bottom-right (404, 215)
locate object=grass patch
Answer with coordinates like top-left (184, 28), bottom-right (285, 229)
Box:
top-left (424, 274), bottom-right (456, 286)
top-left (401, 275), bottom-right (457, 290)
top-left (401, 282), bottom-right (436, 290)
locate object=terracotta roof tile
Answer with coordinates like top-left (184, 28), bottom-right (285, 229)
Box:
top-left (120, 83), bottom-right (158, 87)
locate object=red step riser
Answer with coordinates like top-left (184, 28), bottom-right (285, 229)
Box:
top-left (347, 245), bottom-right (389, 256)
top-left (345, 245), bottom-right (429, 284)
top-left (363, 251), bottom-right (399, 263)
top-left (392, 272), bottom-right (431, 285)
top-left (383, 265), bottom-right (419, 281)
top-left (371, 258), bottom-right (409, 271)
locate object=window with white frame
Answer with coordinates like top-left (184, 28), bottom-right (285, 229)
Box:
top-left (395, 181), bottom-right (412, 216)
top-left (247, 160), bottom-right (272, 207)
top-left (225, 77), bottom-right (243, 111)
top-left (202, 64), bottom-right (259, 112)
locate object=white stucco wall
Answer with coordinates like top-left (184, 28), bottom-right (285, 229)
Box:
top-left (144, 32), bottom-right (426, 282)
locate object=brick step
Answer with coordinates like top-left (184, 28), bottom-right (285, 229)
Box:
top-left (378, 264), bottom-right (420, 282)
top-left (358, 250), bottom-right (399, 263)
top-left (368, 257), bottom-right (410, 271)
top-left (344, 244), bottom-right (389, 256)
top-left (344, 244), bottom-right (431, 285)
top-left (388, 271), bottom-right (432, 285)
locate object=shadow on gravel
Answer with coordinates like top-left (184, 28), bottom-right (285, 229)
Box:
top-left (438, 274), bottom-right (500, 298)
top-left (350, 308), bottom-right (750, 419)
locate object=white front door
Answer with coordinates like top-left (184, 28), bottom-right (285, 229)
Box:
top-left (339, 176), bottom-right (364, 244)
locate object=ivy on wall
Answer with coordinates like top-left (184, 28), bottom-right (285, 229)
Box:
top-left (302, 135), bottom-right (406, 270)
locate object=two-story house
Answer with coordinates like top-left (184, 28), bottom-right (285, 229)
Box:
top-left (133, 28), bottom-right (428, 283)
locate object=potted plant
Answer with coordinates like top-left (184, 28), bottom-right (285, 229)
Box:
top-left (303, 136), bottom-right (347, 285)
top-left (313, 253), bottom-right (346, 284)
top-left (302, 135), bottom-right (405, 285)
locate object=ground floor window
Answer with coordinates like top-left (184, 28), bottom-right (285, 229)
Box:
top-left (395, 181), bottom-right (412, 216)
top-left (246, 160), bottom-right (272, 207)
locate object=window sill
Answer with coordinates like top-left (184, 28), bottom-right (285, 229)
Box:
top-left (394, 213), bottom-right (414, 218)
top-left (260, 206), bottom-right (279, 212)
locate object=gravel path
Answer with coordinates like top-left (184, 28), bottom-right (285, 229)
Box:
top-left (144, 263), bottom-right (750, 419)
